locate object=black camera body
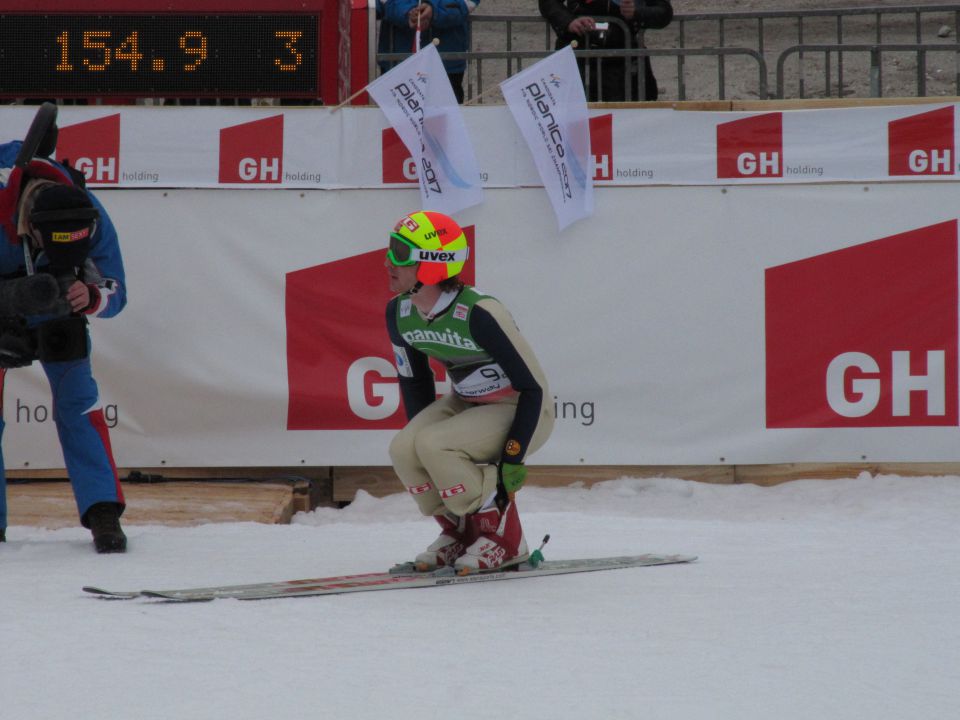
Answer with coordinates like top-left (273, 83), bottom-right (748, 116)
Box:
top-left (35, 272), bottom-right (89, 363)
top-left (0, 273), bottom-right (88, 367)
top-left (36, 314), bottom-right (88, 363)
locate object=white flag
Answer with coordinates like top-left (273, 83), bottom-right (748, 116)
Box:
top-left (500, 45), bottom-right (594, 230)
top-left (367, 44), bottom-right (483, 215)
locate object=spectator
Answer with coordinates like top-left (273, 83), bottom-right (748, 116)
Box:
top-left (539, 0), bottom-right (673, 101)
top-left (377, 0), bottom-right (479, 103)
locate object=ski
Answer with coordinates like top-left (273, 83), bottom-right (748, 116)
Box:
top-left (83, 570), bottom-right (404, 601)
top-left (80, 588), bottom-right (141, 600)
top-left (83, 553), bottom-right (696, 602)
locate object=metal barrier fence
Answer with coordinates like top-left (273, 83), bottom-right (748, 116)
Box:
top-left (374, 4), bottom-right (960, 102)
top-left (669, 4), bottom-right (960, 99)
top-left (776, 41), bottom-right (960, 98)
top-left (377, 46), bottom-right (769, 102)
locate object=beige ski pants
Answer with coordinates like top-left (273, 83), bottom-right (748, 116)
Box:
top-left (389, 393), bottom-right (554, 517)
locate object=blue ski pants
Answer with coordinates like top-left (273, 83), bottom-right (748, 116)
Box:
top-left (0, 355), bottom-right (124, 530)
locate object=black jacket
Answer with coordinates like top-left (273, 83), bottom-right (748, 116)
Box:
top-left (538, 0), bottom-right (673, 100)
top-left (539, 0), bottom-right (673, 50)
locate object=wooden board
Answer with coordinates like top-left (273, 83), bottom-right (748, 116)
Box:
top-left (6, 481), bottom-right (299, 529)
top-left (8, 462), bottom-right (960, 527)
top-left (332, 464), bottom-right (737, 502)
top-left (733, 462), bottom-right (960, 487)
top-left (332, 463), bottom-right (960, 501)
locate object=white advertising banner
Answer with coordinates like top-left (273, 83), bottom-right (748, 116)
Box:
top-left (3, 182), bottom-right (960, 469)
top-left (4, 103), bottom-right (960, 469)
top-left (500, 46), bottom-right (594, 230)
top-left (1, 102), bottom-right (959, 191)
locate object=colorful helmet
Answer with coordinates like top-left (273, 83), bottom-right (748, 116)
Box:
top-left (387, 211), bottom-right (469, 285)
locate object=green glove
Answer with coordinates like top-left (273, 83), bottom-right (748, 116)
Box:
top-left (498, 461), bottom-right (527, 495)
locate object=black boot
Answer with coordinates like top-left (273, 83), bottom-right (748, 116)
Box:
top-left (0, 527), bottom-right (5, 542)
top-left (85, 502), bottom-right (127, 553)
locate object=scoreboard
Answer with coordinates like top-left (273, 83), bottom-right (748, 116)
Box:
top-left (0, 1), bottom-right (362, 102)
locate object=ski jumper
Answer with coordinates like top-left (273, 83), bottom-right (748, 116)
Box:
top-left (0, 141), bottom-right (127, 531)
top-left (386, 285), bottom-right (553, 517)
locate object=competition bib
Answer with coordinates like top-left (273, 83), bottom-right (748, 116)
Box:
top-left (452, 362), bottom-right (517, 402)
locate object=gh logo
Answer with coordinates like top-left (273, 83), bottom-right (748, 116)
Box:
top-left (716, 113), bottom-right (783, 179)
top-left (219, 115), bottom-right (284, 184)
top-left (237, 158), bottom-right (281, 182)
top-left (765, 221), bottom-right (958, 428)
top-left (826, 351), bottom-right (946, 418)
top-left (888, 107), bottom-right (955, 177)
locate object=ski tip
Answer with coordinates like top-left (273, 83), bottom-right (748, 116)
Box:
top-left (82, 586), bottom-right (139, 599)
top-left (140, 590), bottom-right (215, 602)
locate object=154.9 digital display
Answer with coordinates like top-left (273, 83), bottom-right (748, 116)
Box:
top-left (0, 14), bottom-right (319, 98)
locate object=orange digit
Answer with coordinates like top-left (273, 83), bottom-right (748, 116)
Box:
top-left (274, 31), bottom-right (303, 72)
top-left (55, 31), bottom-right (73, 71)
top-left (82, 31), bottom-right (112, 72)
top-left (180, 32), bottom-right (208, 71)
top-left (115, 32), bottom-right (144, 71)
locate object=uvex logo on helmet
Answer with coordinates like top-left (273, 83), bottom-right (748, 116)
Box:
top-left (766, 221), bottom-right (958, 428)
top-left (416, 249), bottom-right (459, 262)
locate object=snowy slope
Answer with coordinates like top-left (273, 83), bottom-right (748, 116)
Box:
top-left (3, 474), bottom-right (958, 720)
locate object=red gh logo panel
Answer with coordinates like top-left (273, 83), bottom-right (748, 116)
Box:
top-left (382, 127), bottom-right (418, 184)
top-left (590, 114), bottom-right (613, 181)
top-left (717, 113), bottom-right (783, 179)
top-left (219, 115), bottom-right (284, 183)
top-left (765, 221), bottom-right (958, 427)
top-left (56, 114), bottom-right (121, 184)
top-left (888, 107), bottom-right (955, 176)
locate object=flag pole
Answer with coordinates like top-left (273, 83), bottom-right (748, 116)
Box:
top-left (414, 0), bottom-right (423, 52)
top-left (331, 85), bottom-right (372, 112)
top-left (331, 38), bottom-right (441, 112)
top-left (464, 41), bottom-right (578, 106)
top-left (462, 84), bottom-right (502, 106)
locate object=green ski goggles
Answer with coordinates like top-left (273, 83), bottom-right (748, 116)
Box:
top-left (386, 233), bottom-right (419, 266)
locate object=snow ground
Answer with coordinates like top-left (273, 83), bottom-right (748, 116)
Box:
top-left (2, 473), bottom-right (958, 720)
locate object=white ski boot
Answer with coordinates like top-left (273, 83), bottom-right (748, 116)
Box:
top-left (414, 512), bottom-right (468, 571)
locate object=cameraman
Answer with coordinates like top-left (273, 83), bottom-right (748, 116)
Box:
top-left (0, 142), bottom-right (128, 553)
top-left (538, 0), bottom-right (673, 101)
